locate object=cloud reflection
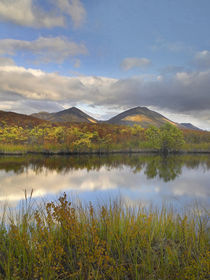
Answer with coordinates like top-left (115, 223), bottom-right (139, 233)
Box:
top-left (0, 154), bottom-right (209, 208)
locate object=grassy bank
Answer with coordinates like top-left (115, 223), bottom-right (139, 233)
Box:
top-left (0, 143), bottom-right (210, 155)
top-left (0, 194), bottom-right (209, 279)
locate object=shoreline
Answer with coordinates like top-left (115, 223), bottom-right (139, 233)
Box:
top-left (0, 149), bottom-right (210, 156)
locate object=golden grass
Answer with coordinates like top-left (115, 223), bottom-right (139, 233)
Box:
top-left (160, 117), bottom-right (177, 126)
top-left (0, 193), bottom-right (209, 279)
top-left (123, 114), bottom-right (152, 123)
top-left (87, 118), bottom-right (97, 123)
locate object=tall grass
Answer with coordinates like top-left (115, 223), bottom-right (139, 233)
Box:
top-left (0, 142), bottom-right (210, 154)
top-left (0, 193), bottom-right (209, 279)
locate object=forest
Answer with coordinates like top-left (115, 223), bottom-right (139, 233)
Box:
top-left (0, 121), bottom-right (210, 154)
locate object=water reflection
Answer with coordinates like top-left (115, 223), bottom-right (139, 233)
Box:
top-left (0, 154), bottom-right (209, 208)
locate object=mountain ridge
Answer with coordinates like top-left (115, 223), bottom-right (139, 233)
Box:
top-left (180, 123), bottom-right (202, 131)
top-left (0, 110), bottom-right (48, 127)
top-left (31, 106), bottom-right (202, 130)
top-left (0, 107), bottom-right (202, 130)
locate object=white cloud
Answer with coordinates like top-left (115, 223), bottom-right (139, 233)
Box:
top-left (0, 57), bottom-right (15, 66)
top-left (56, 0), bottom-right (86, 28)
top-left (74, 58), bottom-right (81, 68)
top-left (194, 50), bottom-right (210, 69)
top-left (0, 64), bottom-right (116, 101)
top-left (0, 0), bottom-right (64, 28)
top-left (121, 57), bottom-right (151, 71)
top-left (151, 38), bottom-right (193, 53)
top-left (0, 37), bottom-right (88, 63)
top-left (0, 62), bottom-right (210, 129)
top-left (0, 0), bottom-right (86, 28)
top-left (0, 101), bottom-right (17, 111)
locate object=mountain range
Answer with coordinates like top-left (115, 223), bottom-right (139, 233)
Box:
top-left (0, 106), bottom-right (202, 130)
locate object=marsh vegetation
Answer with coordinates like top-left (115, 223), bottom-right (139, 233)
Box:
top-left (0, 193), bottom-right (209, 280)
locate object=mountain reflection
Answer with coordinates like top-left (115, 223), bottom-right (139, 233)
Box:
top-left (0, 154), bottom-right (209, 182)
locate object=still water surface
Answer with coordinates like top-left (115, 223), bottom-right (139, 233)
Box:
top-left (0, 154), bottom-right (209, 210)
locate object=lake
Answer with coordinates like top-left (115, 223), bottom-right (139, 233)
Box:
top-left (0, 153), bottom-right (209, 210)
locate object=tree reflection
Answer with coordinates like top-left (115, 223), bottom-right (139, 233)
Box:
top-left (144, 156), bottom-right (182, 182)
top-left (0, 154), bottom-right (209, 182)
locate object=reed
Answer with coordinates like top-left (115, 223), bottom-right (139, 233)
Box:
top-left (0, 193), bottom-right (209, 279)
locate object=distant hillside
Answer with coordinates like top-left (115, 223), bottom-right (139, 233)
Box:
top-left (2, 107), bottom-right (202, 130)
top-left (0, 111), bottom-right (47, 127)
top-left (30, 112), bottom-right (51, 121)
top-left (107, 107), bottom-right (178, 128)
top-left (180, 123), bottom-right (202, 131)
top-left (31, 107), bottom-right (97, 123)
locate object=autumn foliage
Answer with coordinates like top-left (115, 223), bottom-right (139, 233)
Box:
top-left (0, 118), bottom-right (209, 153)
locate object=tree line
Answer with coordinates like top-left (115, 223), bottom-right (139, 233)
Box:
top-left (0, 122), bottom-right (209, 153)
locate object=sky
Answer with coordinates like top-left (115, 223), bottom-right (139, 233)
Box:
top-left (0, 0), bottom-right (210, 130)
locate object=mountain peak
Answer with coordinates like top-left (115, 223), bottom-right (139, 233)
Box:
top-left (65, 106), bottom-right (79, 111)
top-left (131, 106), bottom-right (149, 111)
top-left (70, 106), bottom-right (84, 113)
top-left (31, 106), bottom-right (97, 123)
top-left (108, 106), bottom-right (177, 128)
